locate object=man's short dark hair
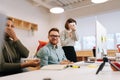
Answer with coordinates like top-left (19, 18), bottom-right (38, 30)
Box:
top-left (48, 28), bottom-right (59, 35)
top-left (7, 17), bottom-right (13, 21)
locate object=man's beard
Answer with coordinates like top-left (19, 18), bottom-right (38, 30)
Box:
top-left (50, 40), bottom-right (58, 45)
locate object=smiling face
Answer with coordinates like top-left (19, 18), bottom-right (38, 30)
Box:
top-left (48, 30), bottom-right (60, 45)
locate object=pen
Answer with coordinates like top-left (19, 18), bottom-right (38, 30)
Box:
top-left (69, 65), bottom-right (80, 68)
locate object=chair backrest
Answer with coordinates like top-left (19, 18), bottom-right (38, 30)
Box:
top-left (36, 41), bottom-right (48, 52)
top-left (34, 41), bottom-right (47, 57)
top-left (117, 44), bottom-right (120, 52)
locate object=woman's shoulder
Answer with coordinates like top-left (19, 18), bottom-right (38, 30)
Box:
top-left (61, 29), bottom-right (67, 32)
top-left (60, 30), bottom-right (67, 34)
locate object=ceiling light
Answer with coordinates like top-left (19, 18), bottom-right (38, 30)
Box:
top-left (50, 7), bottom-right (64, 14)
top-left (91, 0), bottom-right (109, 4)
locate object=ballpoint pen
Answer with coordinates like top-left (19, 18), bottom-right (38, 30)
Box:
top-left (69, 65), bottom-right (80, 68)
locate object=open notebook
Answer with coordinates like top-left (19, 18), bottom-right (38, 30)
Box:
top-left (41, 64), bottom-right (68, 70)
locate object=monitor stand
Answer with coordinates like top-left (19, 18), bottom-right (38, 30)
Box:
top-left (96, 55), bottom-right (120, 74)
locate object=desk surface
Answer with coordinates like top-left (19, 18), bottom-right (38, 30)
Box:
top-left (1, 62), bottom-right (120, 80)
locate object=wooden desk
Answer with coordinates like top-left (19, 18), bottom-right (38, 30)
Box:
top-left (107, 50), bottom-right (117, 57)
top-left (76, 50), bottom-right (93, 61)
top-left (76, 50), bottom-right (118, 61)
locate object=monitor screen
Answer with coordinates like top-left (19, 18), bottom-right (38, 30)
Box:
top-left (96, 20), bottom-right (107, 59)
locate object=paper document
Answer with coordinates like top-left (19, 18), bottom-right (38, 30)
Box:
top-left (41, 64), bottom-right (68, 70)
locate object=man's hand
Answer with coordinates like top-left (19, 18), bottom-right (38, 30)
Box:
top-left (60, 60), bottom-right (73, 65)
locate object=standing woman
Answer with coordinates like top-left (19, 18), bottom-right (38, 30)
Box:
top-left (60, 18), bottom-right (78, 62)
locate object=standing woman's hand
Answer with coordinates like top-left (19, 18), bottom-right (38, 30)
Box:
top-left (69, 23), bottom-right (76, 31)
top-left (71, 26), bottom-right (76, 31)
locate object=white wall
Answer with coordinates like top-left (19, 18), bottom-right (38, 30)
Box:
top-left (0, 0), bottom-right (120, 55)
top-left (49, 0), bottom-right (120, 37)
top-left (49, 13), bottom-right (67, 32)
top-left (0, 0), bottom-right (50, 56)
top-left (97, 11), bottom-right (120, 34)
top-left (49, 0), bottom-right (120, 50)
top-left (76, 11), bottom-right (120, 38)
top-left (78, 12), bottom-right (120, 35)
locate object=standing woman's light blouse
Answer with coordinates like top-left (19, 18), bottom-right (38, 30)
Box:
top-left (60, 29), bottom-right (78, 46)
top-left (60, 18), bottom-right (79, 62)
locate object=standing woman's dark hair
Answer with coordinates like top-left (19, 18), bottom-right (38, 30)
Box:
top-left (60, 18), bottom-right (79, 62)
top-left (65, 18), bottom-right (77, 30)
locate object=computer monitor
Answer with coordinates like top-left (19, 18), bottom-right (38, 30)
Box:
top-left (96, 20), bottom-right (107, 59)
top-left (95, 19), bottom-right (120, 74)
